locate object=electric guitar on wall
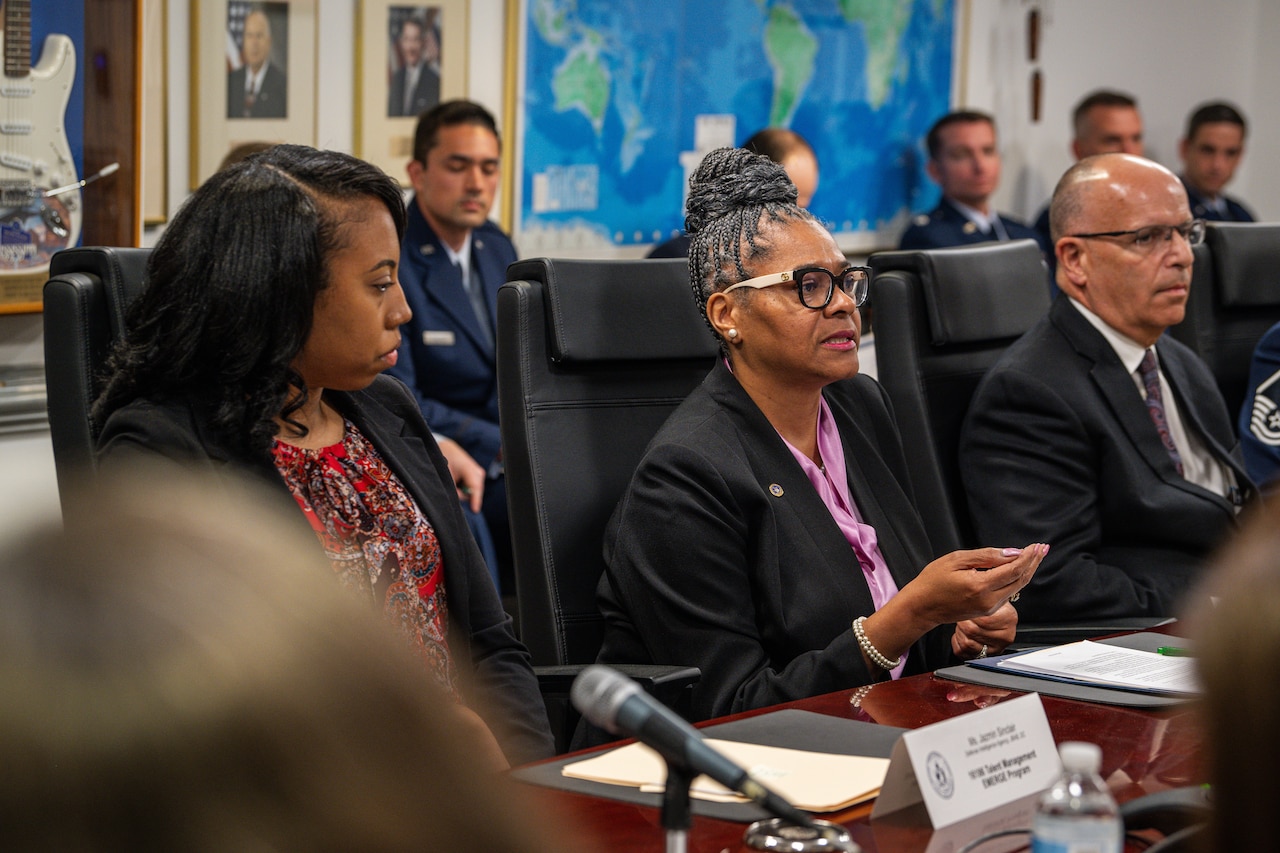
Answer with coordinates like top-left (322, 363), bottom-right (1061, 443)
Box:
top-left (0, 0), bottom-right (79, 276)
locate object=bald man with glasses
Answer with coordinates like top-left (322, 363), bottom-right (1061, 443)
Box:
top-left (960, 154), bottom-right (1254, 626)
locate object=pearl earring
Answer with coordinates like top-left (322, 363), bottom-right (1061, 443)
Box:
top-left (727, 328), bottom-right (739, 340)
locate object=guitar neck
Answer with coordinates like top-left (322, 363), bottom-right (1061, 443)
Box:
top-left (4, 0), bottom-right (31, 78)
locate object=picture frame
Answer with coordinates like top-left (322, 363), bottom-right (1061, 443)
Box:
top-left (189, 0), bottom-right (317, 189)
top-left (355, 0), bottom-right (468, 185)
top-left (142, 0), bottom-right (167, 225)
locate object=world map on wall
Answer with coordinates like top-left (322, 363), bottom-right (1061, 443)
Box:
top-left (517, 0), bottom-right (954, 253)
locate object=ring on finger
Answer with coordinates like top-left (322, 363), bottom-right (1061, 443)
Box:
top-left (978, 644), bottom-right (988, 659)
top-left (1010, 591), bottom-right (1021, 603)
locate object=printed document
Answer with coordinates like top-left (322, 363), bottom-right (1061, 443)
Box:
top-left (996, 641), bottom-right (1199, 695)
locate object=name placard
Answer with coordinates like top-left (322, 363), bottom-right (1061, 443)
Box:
top-left (871, 692), bottom-right (1061, 829)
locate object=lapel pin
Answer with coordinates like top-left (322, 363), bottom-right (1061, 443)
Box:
top-left (962, 221), bottom-right (977, 234)
top-left (769, 484), bottom-right (784, 497)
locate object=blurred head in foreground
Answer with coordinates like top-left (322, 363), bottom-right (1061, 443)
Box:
top-left (1189, 498), bottom-right (1280, 853)
top-left (0, 469), bottom-right (575, 852)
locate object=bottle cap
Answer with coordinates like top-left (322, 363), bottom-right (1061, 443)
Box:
top-left (1058, 741), bottom-right (1102, 773)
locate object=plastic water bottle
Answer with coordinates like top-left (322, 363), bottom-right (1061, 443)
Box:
top-left (1031, 741), bottom-right (1122, 853)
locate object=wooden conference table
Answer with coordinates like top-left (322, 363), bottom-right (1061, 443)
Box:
top-left (521, 669), bottom-right (1202, 852)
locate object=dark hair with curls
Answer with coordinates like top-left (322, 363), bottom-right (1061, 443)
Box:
top-left (92, 144), bottom-right (407, 458)
top-left (685, 146), bottom-right (816, 351)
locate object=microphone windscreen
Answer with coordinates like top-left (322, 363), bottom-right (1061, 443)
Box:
top-left (569, 665), bottom-right (642, 734)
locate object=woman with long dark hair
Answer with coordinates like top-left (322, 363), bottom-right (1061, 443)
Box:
top-left (94, 144), bottom-right (552, 765)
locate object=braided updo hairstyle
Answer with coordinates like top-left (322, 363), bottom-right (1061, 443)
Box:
top-left (685, 146), bottom-right (817, 347)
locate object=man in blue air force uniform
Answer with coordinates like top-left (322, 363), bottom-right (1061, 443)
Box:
top-left (388, 100), bottom-right (515, 585)
top-left (900, 110), bottom-right (1041, 252)
top-left (1179, 101), bottom-right (1255, 223)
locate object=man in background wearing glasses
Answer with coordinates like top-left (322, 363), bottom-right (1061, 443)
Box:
top-left (959, 153), bottom-right (1254, 626)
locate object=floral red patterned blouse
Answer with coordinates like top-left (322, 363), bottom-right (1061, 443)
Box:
top-left (272, 419), bottom-right (459, 699)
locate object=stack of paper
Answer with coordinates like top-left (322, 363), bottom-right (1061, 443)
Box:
top-left (561, 738), bottom-right (890, 813)
top-left (989, 641), bottom-right (1199, 696)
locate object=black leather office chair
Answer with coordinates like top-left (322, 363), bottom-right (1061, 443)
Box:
top-left (42, 246), bottom-right (152, 514)
top-left (497, 257), bottom-right (710, 748)
top-left (870, 240), bottom-right (1049, 556)
top-left (1169, 221), bottom-right (1280, 425)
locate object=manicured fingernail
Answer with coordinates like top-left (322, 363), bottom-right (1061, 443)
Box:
top-left (1002, 548), bottom-right (1022, 556)
top-left (1040, 543), bottom-right (1051, 556)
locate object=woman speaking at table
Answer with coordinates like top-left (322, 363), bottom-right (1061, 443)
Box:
top-left (92, 145), bottom-right (553, 765)
top-left (597, 147), bottom-right (1046, 722)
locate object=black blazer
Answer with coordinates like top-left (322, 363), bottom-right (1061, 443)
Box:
top-left (960, 298), bottom-right (1253, 623)
top-left (597, 362), bottom-right (952, 722)
top-left (96, 375), bottom-right (554, 765)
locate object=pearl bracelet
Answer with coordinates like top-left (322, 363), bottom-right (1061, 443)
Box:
top-left (852, 616), bottom-right (903, 671)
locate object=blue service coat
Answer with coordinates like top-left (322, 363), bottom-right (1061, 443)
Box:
top-left (899, 197), bottom-right (1042, 251)
top-left (1182, 177), bottom-right (1255, 222)
top-left (388, 200), bottom-right (516, 473)
top-left (1239, 320), bottom-right (1280, 488)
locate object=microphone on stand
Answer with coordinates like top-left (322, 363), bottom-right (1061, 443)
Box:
top-left (570, 664), bottom-right (817, 829)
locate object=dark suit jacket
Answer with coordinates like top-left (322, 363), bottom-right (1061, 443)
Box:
top-left (387, 202), bottom-right (516, 472)
top-left (388, 63), bottom-right (440, 118)
top-left (596, 362), bottom-right (953, 722)
top-left (960, 298), bottom-right (1252, 623)
top-left (1182, 177), bottom-right (1255, 222)
top-left (227, 62), bottom-right (287, 119)
top-left (899, 197), bottom-right (1043, 251)
top-left (95, 375), bottom-right (554, 765)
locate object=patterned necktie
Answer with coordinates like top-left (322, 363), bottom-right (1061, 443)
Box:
top-left (1138, 349), bottom-right (1184, 476)
top-left (243, 88), bottom-right (256, 117)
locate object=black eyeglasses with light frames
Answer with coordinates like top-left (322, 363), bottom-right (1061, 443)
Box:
top-left (722, 266), bottom-right (872, 310)
top-left (1067, 219), bottom-right (1206, 252)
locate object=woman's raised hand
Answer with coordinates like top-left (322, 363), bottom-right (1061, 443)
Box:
top-left (899, 544), bottom-right (1047, 628)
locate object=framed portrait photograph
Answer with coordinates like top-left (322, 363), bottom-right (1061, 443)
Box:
top-left (356, 0), bottom-right (467, 185)
top-left (142, 0), bottom-right (167, 225)
top-left (190, 0), bottom-right (317, 189)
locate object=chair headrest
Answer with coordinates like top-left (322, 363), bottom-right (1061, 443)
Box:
top-left (871, 239), bottom-right (1049, 346)
top-left (1207, 222), bottom-right (1280, 307)
top-left (49, 246), bottom-right (152, 337)
top-left (507, 257), bottom-right (718, 364)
